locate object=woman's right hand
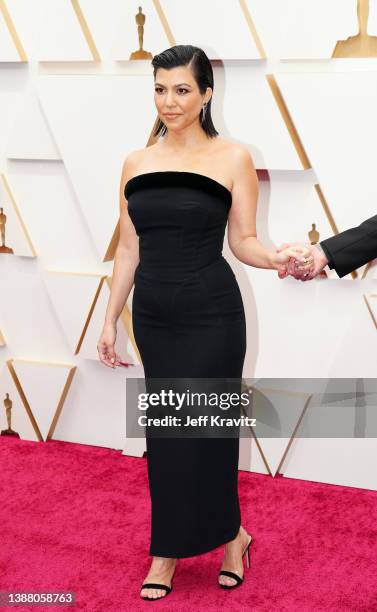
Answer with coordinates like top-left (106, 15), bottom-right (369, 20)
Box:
top-left (97, 322), bottom-right (120, 368)
top-left (270, 245), bottom-right (313, 277)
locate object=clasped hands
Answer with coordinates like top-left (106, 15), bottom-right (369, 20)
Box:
top-left (271, 242), bottom-right (329, 281)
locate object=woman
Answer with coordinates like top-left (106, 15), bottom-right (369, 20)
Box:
top-left (97, 45), bottom-right (313, 601)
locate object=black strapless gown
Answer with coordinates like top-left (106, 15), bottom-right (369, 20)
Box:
top-left (125, 171), bottom-right (246, 558)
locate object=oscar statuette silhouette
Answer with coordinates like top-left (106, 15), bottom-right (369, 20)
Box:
top-left (1, 393), bottom-right (20, 438)
top-left (129, 6), bottom-right (153, 59)
top-left (333, 0), bottom-right (377, 57)
top-left (0, 207), bottom-right (14, 254)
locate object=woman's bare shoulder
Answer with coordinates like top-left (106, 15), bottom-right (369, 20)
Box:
top-left (211, 139), bottom-right (255, 190)
top-left (122, 144), bottom-right (162, 179)
top-left (214, 138), bottom-right (254, 168)
top-left (122, 148), bottom-right (146, 173)
top-left (218, 139), bottom-right (253, 160)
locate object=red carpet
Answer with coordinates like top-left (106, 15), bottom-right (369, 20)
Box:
top-left (1, 437), bottom-right (376, 611)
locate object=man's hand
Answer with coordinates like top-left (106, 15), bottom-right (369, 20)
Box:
top-left (269, 244), bottom-right (314, 277)
top-left (276, 242), bottom-right (329, 280)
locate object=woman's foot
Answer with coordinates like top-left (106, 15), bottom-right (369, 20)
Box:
top-left (218, 525), bottom-right (251, 587)
top-left (140, 556), bottom-right (177, 600)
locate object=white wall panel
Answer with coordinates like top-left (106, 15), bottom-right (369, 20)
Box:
top-left (43, 271), bottom-right (103, 355)
top-left (217, 65), bottom-right (302, 168)
top-left (6, 164), bottom-right (99, 268)
top-left (162, 0), bottom-right (259, 59)
top-left (0, 4), bottom-right (20, 61)
top-left (53, 360), bottom-right (126, 450)
top-left (276, 71), bottom-right (377, 230)
top-left (247, 0), bottom-right (356, 59)
top-left (283, 438), bottom-right (377, 490)
top-left (11, 359), bottom-right (75, 441)
top-left (34, 0), bottom-right (92, 61)
top-left (237, 273), bottom-right (377, 379)
top-left (37, 74), bottom-right (157, 260)
top-left (0, 255), bottom-right (76, 361)
top-left (1, 0), bottom-right (49, 60)
top-left (6, 90), bottom-right (61, 160)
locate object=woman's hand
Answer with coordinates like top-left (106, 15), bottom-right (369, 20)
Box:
top-left (270, 245), bottom-right (314, 278)
top-left (97, 322), bottom-right (121, 368)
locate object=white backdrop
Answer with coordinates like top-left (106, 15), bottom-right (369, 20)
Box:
top-left (0, 0), bottom-right (376, 490)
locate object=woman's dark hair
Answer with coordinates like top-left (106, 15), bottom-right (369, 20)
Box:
top-left (151, 45), bottom-right (219, 139)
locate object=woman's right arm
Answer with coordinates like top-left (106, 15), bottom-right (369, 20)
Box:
top-left (97, 154), bottom-right (140, 368)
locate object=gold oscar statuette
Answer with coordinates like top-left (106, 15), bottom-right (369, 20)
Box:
top-left (333, 0), bottom-right (377, 57)
top-left (1, 393), bottom-right (20, 438)
top-left (129, 6), bottom-right (153, 60)
top-left (0, 207), bottom-right (14, 254)
top-left (309, 223), bottom-right (319, 245)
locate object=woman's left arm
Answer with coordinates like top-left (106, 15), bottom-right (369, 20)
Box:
top-left (227, 146), bottom-right (311, 273)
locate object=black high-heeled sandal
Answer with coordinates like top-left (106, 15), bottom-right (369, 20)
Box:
top-left (218, 534), bottom-right (253, 589)
top-left (140, 581), bottom-right (173, 600)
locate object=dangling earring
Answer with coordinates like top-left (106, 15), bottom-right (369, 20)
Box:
top-left (201, 103), bottom-right (207, 124)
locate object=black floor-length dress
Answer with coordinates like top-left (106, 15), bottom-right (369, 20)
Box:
top-left (125, 170), bottom-right (246, 558)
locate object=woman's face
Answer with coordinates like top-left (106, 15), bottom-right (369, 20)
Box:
top-left (154, 65), bottom-right (211, 131)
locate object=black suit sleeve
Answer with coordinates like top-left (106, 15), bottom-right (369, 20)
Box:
top-left (319, 214), bottom-right (377, 278)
